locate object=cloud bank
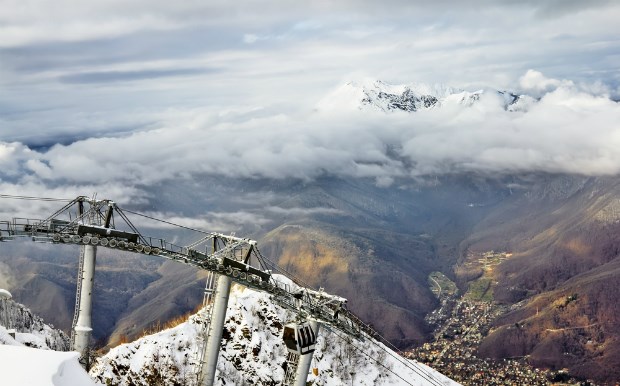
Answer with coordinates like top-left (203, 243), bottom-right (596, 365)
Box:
top-left (1, 72), bottom-right (619, 199)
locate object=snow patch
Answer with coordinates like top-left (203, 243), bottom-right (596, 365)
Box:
top-left (0, 345), bottom-right (98, 386)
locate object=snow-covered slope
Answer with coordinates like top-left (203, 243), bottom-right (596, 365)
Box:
top-left (0, 297), bottom-right (94, 386)
top-left (91, 276), bottom-right (459, 386)
top-left (316, 79), bottom-right (532, 113)
top-left (0, 298), bottom-right (69, 350)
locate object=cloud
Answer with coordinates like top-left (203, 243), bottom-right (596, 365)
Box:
top-left (2, 72), bottom-right (619, 197)
top-left (243, 34), bottom-right (260, 44)
top-left (519, 70), bottom-right (569, 94)
top-left (526, 0), bottom-right (615, 18)
top-left (58, 68), bottom-right (216, 84)
top-left (1, 2), bottom-right (619, 153)
top-left (399, 84), bottom-right (620, 176)
top-left (0, 142), bottom-right (35, 177)
top-left (265, 206), bottom-right (344, 217)
top-left (0, 263), bottom-right (17, 290)
top-left (1, 1), bottom-right (620, 218)
top-left (0, 180), bottom-right (147, 220)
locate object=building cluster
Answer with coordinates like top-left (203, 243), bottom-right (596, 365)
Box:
top-left (407, 298), bottom-right (596, 385)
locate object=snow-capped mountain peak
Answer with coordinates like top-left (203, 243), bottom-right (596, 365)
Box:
top-left (316, 79), bottom-right (531, 113)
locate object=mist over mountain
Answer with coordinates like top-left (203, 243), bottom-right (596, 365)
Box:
top-left (2, 73), bottom-right (620, 218)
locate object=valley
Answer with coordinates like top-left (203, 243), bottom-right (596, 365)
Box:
top-left (410, 252), bottom-right (600, 385)
top-left (3, 173), bottom-right (620, 384)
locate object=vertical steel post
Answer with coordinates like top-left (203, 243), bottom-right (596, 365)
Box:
top-left (73, 244), bottom-right (96, 369)
top-left (293, 319), bottom-right (320, 386)
top-left (200, 274), bottom-right (233, 386)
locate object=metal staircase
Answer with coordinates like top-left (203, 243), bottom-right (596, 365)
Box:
top-left (284, 352), bottom-right (300, 386)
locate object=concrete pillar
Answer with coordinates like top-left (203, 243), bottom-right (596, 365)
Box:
top-left (74, 244), bottom-right (96, 369)
top-left (200, 274), bottom-right (233, 386)
top-left (293, 320), bottom-right (320, 386)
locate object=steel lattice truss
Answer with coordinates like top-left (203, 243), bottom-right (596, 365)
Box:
top-left (0, 196), bottom-right (365, 339)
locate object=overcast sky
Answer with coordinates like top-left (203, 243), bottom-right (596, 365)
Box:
top-left (1, 0), bottom-right (620, 219)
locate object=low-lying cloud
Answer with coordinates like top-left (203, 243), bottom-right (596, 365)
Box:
top-left (3, 72), bottom-right (618, 186)
top-left (1, 71), bottom-right (619, 230)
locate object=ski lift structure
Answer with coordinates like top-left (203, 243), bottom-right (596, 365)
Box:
top-left (0, 195), bottom-right (364, 386)
top-left (283, 318), bottom-right (321, 386)
top-left (281, 287), bottom-right (325, 386)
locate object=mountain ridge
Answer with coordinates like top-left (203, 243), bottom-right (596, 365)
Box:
top-left (316, 79), bottom-right (535, 113)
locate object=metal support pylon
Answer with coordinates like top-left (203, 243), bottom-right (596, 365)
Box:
top-left (285, 320), bottom-right (321, 386)
top-left (296, 320), bottom-right (321, 386)
top-left (199, 274), bottom-right (233, 386)
top-left (194, 271), bottom-right (218, 384)
top-left (73, 243), bottom-right (97, 369)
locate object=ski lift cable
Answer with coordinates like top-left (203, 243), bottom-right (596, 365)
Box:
top-left (114, 207), bottom-right (319, 294)
top-left (254, 246), bottom-right (317, 290)
top-left (117, 208), bottom-right (321, 303)
top-left (330, 328), bottom-right (445, 386)
top-left (119, 207), bottom-right (212, 235)
top-left (355, 317), bottom-right (417, 365)
top-left (0, 194), bottom-right (74, 202)
top-left (351, 322), bottom-right (446, 386)
top-left (256, 246), bottom-right (424, 365)
top-left (355, 330), bottom-right (446, 386)
top-left (339, 329), bottom-right (446, 386)
top-left (329, 318), bottom-right (447, 386)
top-left (263, 259), bottom-right (310, 288)
top-left (257, 242), bottom-right (433, 379)
top-left (331, 329), bottom-right (417, 386)
top-left (252, 233), bottom-right (442, 384)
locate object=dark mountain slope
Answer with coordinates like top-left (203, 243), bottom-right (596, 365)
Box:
top-left (7, 172), bottom-right (620, 383)
top-left (462, 176), bottom-right (620, 382)
top-left (260, 223), bottom-right (437, 346)
top-left (0, 174), bottom-right (515, 351)
top-left (479, 257), bottom-right (620, 381)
